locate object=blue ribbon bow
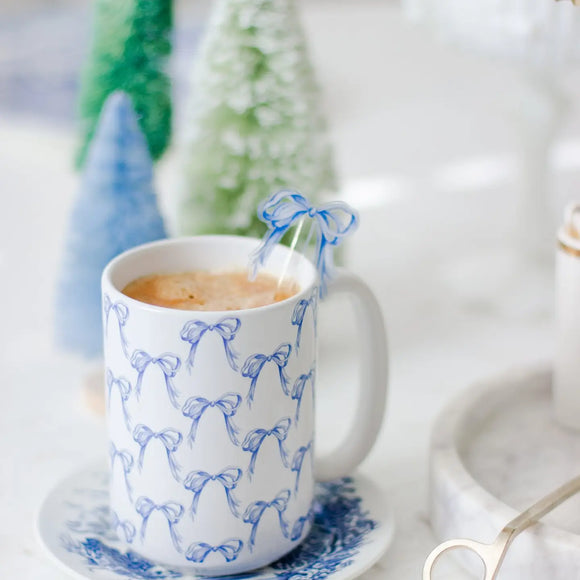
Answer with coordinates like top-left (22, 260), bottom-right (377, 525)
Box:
top-left (241, 417), bottom-right (291, 477)
top-left (291, 287), bottom-right (318, 352)
top-left (103, 294), bottom-right (130, 357)
top-left (111, 511), bottom-right (136, 544)
top-left (290, 440), bottom-right (314, 495)
top-left (135, 497), bottom-right (184, 553)
top-left (241, 343), bottom-right (292, 407)
top-left (130, 350), bottom-right (181, 409)
top-left (109, 443), bottom-right (134, 501)
top-left (183, 467), bottom-right (242, 519)
top-left (180, 317), bottom-right (241, 371)
top-left (133, 424), bottom-right (183, 482)
top-left (181, 393), bottom-right (241, 446)
top-left (106, 369), bottom-right (132, 430)
top-left (250, 190), bottom-right (359, 298)
top-left (291, 367), bottom-right (316, 422)
top-left (242, 489), bottom-right (291, 550)
top-left (185, 539), bottom-right (244, 564)
top-left (289, 506), bottom-right (316, 542)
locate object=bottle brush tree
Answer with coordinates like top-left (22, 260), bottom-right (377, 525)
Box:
top-left (56, 92), bottom-right (167, 358)
top-left (178, 0), bottom-right (336, 239)
top-left (76, 0), bottom-right (172, 168)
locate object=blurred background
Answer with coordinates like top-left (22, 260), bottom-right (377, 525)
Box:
top-left (2, 1), bottom-right (580, 578)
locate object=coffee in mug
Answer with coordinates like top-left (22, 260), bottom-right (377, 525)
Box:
top-left (121, 271), bottom-right (299, 311)
top-left (102, 235), bottom-right (387, 575)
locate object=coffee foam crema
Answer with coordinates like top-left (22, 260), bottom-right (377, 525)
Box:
top-left (121, 270), bottom-right (299, 311)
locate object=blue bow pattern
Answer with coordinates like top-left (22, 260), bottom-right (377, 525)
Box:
top-left (130, 350), bottom-right (181, 409)
top-left (180, 317), bottom-right (241, 371)
top-left (109, 443), bottom-right (134, 501)
top-left (105, 369), bottom-right (132, 430)
top-left (111, 511), bottom-right (136, 544)
top-left (291, 287), bottom-right (318, 352)
top-left (242, 417), bottom-right (291, 477)
top-left (135, 497), bottom-right (184, 553)
top-left (103, 294), bottom-right (130, 357)
top-left (291, 367), bottom-right (316, 422)
top-left (185, 539), bottom-right (244, 564)
top-left (291, 440), bottom-right (314, 495)
top-left (242, 489), bottom-right (291, 550)
top-left (133, 425), bottom-right (183, 482)
top-left (288, 506), bottom-right (316, 542)
top-left (181, 393), bottom-right (242, 446)
top-left (249, 190), bottom-right (359, 297)
top-left (241, 343), bottom-right (292, 406)
top-left (183, 467), bottom-right (242, 519)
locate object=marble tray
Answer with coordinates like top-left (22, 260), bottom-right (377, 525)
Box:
top-left (430, 366), bottom-right (580, 579)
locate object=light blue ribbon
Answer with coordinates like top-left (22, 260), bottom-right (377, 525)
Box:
top-left (185, 539), bottom-right (243, 564)
top-left (103, 294), bottom-right (130, 357)
top-left (180, 317), bottom-right (241, 371)
top-left (183, 467), bottom-right (242, 519)
top-left (249, 190), bottom-right (359, 298)
top-left (135, 497), bottom-right (184, 553)
top-left (106, 368), bottom-right (132, 430)
top-left (291, 367), bottom-right (316, 422)
top-left (133, 424), bottom-right (182, 482)
top-left (241, 343), bottom-right (292, 407)
top-left (111, 511), bottom-right (136, 544)
top-left (109, 443), bottom-right (133, 501)
top-left (130, 350), bottom-right (181, 409)
top-left (290, 440), bottom-right (314, 495)
top-left (241, 417), bottom-right (291, 477)
top-left (181, 393), bottom-right (241, 446)
top-left (289, 506), bottom-right (316, 542)
top-left (242, 489), bottom-right (291, 550)
top-left (291, 287), bottom-right (318, 352)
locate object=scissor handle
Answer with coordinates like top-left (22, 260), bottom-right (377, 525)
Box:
top-left (422, 538), bottom-right (501, 580)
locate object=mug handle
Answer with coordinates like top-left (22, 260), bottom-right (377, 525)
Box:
top-left (315, 269), bottom-right (388, 481)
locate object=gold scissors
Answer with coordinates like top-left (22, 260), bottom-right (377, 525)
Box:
top-left (423, 474), bottom-right (580, 580)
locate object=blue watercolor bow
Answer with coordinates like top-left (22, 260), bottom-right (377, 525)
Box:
top-left (106, 369), bottom-right (132, 430)
top-left (289, 506), bottom-right (316, 542)
top-left (111, 511), bottom-right (136, 544)
top-left (250, 190), bottom-right (359, 298)
top-left (181, 392), bottom-right (241, 446)
top-left (291, 287), bottom-right (318, 352)
top-left (135, 497), bottom-right (184, 553)
top-left (103, 294), bottom-right (130, 357)
top-left (180, 317), bottom-right (241, 371)
top-left (185, 539), bottom-right (244, 564)
top-left (290, 440), bottom-right (314, 495)
top-left (133, 424), bottom-right (183, 481)
top-left (291, 367), bottom-right (316, 422)
top-left (183, 467), bottom-right (242, 519)
top-left (241, 343), bottom-right (292, 406)
top-left (241, 417), bottom-right (291, 477)
top-left (109, 443), bottom-right (134, 501)
top-left (242, 489), bottom-right (291, 550)
top-left (130, 350), bottom-right (181, 409)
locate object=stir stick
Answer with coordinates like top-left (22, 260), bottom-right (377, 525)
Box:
top-left (274, 216), bottom-right (306, 297)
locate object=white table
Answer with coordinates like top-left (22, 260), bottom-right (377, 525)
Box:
top-left (3, 2), bottom-right (579, 578)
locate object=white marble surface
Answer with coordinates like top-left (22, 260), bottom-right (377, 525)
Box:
top-left (431, 367), bottom-right (580, 579)
top-left (4, 1), bottom-right (580, 579)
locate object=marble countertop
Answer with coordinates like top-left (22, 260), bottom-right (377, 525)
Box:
top-left (2, 1), bottom-right (579, 578)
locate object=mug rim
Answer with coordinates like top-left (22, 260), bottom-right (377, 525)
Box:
top-left (101, 235), bottom-right (318, 316)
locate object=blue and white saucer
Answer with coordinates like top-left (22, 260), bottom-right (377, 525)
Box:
top-left (37, 464), bottom-right (394, 580)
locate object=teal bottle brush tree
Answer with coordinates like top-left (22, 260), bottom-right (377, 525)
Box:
top-left (56, 92), bottom-right (167, 358)
top-left (75, 0), bottom-right (172, 168)
top-left (178, 0), bottom-right (337, 239)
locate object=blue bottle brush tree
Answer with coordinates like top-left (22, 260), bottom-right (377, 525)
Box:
top-left (56, 91), bottom-right (167, 358)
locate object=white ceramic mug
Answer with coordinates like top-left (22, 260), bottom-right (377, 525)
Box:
top-left (102, 235), bottom-right (387, 575)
